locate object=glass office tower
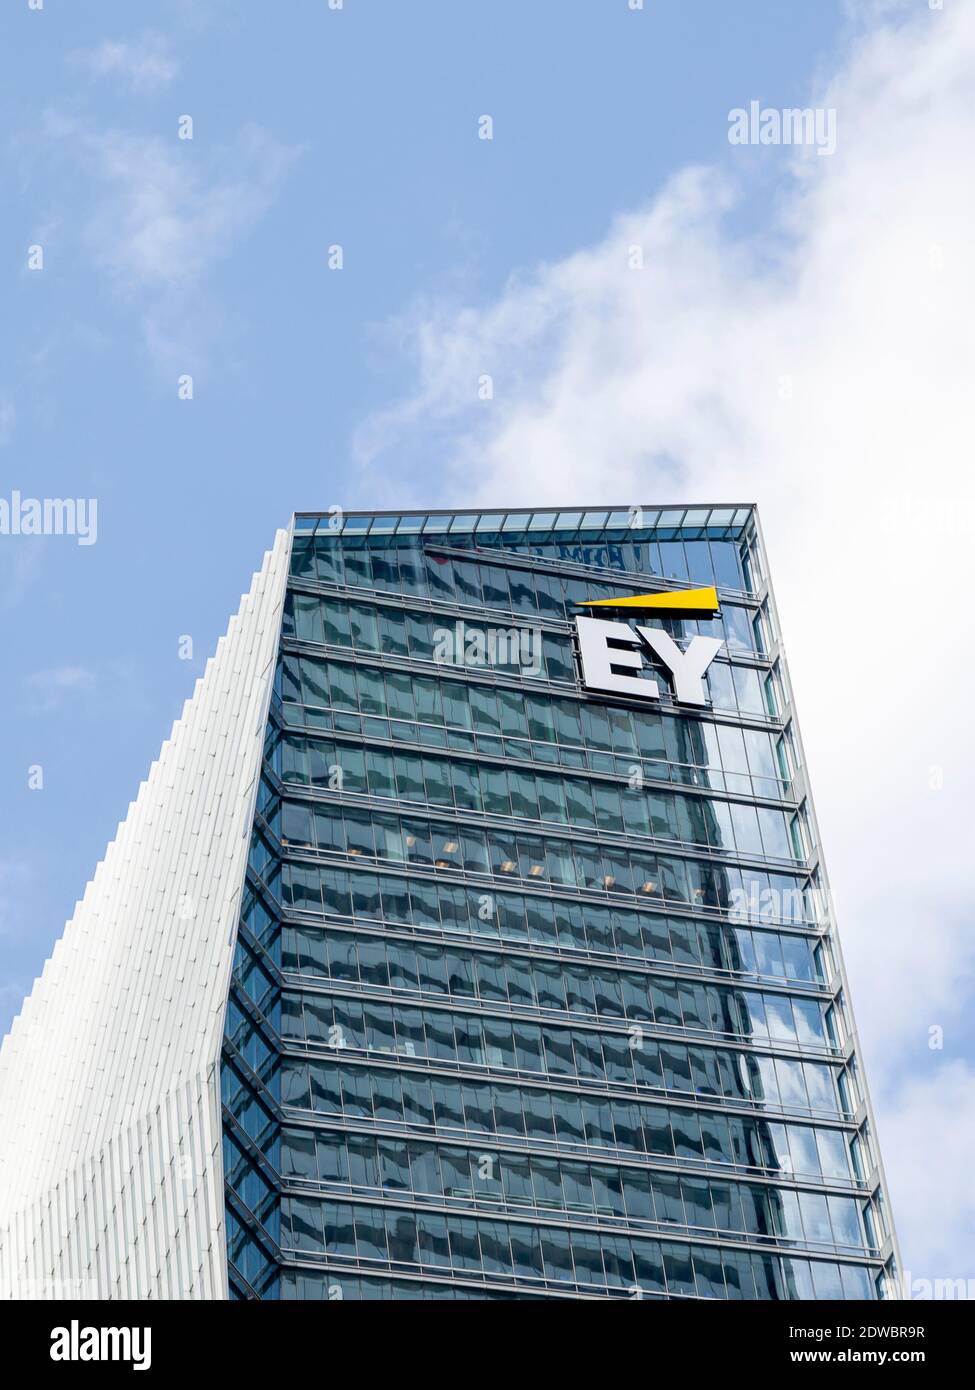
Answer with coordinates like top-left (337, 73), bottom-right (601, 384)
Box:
top-left (220, 505), bottom-right (899, 1301)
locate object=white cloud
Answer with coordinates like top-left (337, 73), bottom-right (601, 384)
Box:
top-left (41, 113), bottom-right (299, 368)
top-left (358, 0), bottom-right (975, 1284)
top-left (882, 1062), bottom-right (975, 1290)
top-left (71, 33), bottom-right (178, 92)
top-left (23, 665), bottom-right (97, 714)
top-left (68, 120), bottom-right (298, 291)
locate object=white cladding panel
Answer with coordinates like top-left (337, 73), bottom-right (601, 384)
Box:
top-left (0, 529), bottom-right (291, 1299)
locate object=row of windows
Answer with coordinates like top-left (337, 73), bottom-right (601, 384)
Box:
top-left (292, 545), bottom-right (762, 653)
top-left (223, 1058), bottom-right (276, 1156)
top-left (270, 993), bottom-right (849, 1118)
top-left (225, 1205), bottom-right (278, 1295)
top-left (221, 1023), bottom-right (873, 1301)
top-left (278, 1128), bottom-right (870, 1253)
top-left (227, 940), bottom-right (855, 1185)
top-left (275, 735), bottom-right (803, 862)
top-left (276, 1057), bottom-right (858, 1183)
top-left (225, 986), bottom-right (287, 1088)
top-left (285, 592), bottom-right (575, 682)
top-left (281, 707), bottom-right (795, 813)
top-left (279, 1271), bottom-right (546, 1299)
top-left (290, 534), bottom-right (751, 604)
top-left (277, 651), bottom-right (792, 798)
top-left (226, 948), bottom-right (857, 1190)
top-left (279, 926), bottom-right (833, 1049)
top-left (270, 799), bottom-right (814, 910)
top-left (282, 594), bottom-right (776, 720)
top-left (225, 1130), bottom-right (276, 1231)
top-left (269, 846), bottom-right (814, 937)
top-left (491, 534), bottom-right (758, 589)
top-left (248, 867), bottom-right (823, 981)
top-left (279, 1196), bottom-right (878, 1301)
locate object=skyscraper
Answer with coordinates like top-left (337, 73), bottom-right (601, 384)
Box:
top-left (0, 505), bottom-right (900, 1301)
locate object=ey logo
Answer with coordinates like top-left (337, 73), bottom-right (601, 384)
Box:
top-left (575, 587), bottom-right (722, 707)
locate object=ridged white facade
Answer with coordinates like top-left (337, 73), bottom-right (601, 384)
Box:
top-left (0, 528), bottom-right (291, 1300)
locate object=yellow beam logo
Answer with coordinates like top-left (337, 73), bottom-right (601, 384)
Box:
top-left (577, 586), bottom-right (719, 617)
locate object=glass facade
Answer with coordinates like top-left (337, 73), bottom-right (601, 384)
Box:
top-left (220, 505), bottom-right (897, 1301)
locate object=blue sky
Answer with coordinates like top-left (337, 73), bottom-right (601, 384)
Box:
top-left (3, 0), bottom-right (974, 1291)
top-left (0, 0), bottom-right (846, 1031)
